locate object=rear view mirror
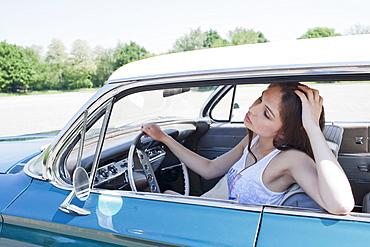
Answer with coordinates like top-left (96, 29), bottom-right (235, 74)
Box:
top-left (163, 88), bottom-right (190, 97)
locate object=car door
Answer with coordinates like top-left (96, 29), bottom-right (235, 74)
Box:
top-left (256, 207), bottom-right (370, 247)
top-left (1, 176), bottom-right (263, 246)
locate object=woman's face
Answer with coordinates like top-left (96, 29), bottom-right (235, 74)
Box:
top-left (244, 86), bottom-right (283, 138)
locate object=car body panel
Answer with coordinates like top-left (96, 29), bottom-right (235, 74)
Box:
top-left (0, 134), bottom-right (55, 173)
top-left (257, 210), bottom-right (370, 246)
top-left (0, 172), bottom-right (32, 213)
top-left (2, 179), bottom-right (262, 246)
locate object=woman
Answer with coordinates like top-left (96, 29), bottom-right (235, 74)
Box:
top-left (142, 82), bottom-right (354, 215)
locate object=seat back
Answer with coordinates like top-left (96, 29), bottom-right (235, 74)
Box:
top-left (280, 124), bottom-right (344, 210)
top-left (322, 124), bottom-right (344, 158)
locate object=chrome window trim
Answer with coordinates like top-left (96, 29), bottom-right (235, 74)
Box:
top-left (108, 64), bottom-right (370, 85)
top-left (48, 98), bottom-right (114, 185)
top-left (94, 188), bottom-right (265, 213)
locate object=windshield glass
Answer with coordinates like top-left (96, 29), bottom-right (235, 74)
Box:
top-left (108, 87), bottom-right (217, 131)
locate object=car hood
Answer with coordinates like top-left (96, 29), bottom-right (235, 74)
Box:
top-left (0, 132), bottom-right (57, 173)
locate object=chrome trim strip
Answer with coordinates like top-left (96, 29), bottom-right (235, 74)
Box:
top-left (23, 155), bottom-right (46, 181)
top-left (93, 188), bottom-right (264, 212)
top-left (89, 100), bottom-right (113, 190)
top-left (109, 64), bottom-right (370, 84)
top-left (264, 206), bottom-right (370, 223)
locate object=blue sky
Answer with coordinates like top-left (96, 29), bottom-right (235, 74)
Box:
top-left (1, 0), bottom-right (369, 54)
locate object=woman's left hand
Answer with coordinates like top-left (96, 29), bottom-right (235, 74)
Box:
top-left (294, 85), bottom-right (323, 130)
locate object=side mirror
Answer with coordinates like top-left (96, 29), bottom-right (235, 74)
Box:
top-left (232, 102), bottom-right (240, 119)
top-left (59, 167), bottom-right (91, 216)
top-left (73, 167), bottom-right (90, 201)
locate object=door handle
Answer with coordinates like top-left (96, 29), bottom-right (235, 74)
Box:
top-left (355, 137), bottom-right (364, 145)
top-left (358, 165), bottom-right (370, 172)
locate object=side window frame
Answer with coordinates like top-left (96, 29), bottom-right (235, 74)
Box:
top-left (54, 98), bottom-right (114, 185)
top-left (203, 85), bottom-right (236, 122)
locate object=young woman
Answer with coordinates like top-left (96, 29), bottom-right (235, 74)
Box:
top-left (141, 82), bottom-right (354, 215)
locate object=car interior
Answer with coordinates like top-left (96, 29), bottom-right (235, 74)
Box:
top-left (59, 81), bottom-right (370, 214)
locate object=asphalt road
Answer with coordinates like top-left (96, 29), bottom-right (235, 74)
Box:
top-left (0, 91), bottom-right (96, 137)
top-left (1, 83), bottom-right (369, 137)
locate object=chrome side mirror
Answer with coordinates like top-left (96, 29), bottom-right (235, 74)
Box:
top-left (73, 167), bottom-right (90, 201)
top-left (59, 167), bottom-right (91, 216)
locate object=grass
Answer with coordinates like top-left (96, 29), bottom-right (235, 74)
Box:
top-left (0, 87), bottom-right (99, 97)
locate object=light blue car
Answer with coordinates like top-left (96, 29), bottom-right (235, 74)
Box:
top-left (1, 35), bottom-right (370, 246)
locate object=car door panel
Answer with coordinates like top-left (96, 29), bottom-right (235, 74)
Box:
top-left (197, 123), bottom-right (247, 159)
top-left (2, 179), bottom-right (262, 246)
top-left (336, 122), bottom-right (370, 207)
top-left (338, 123), bottom-right (369, 153)
top-left (257, 209), bottom-right (370, 247)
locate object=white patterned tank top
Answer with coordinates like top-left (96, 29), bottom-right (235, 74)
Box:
top-left (227, 136), bottom-right (286, 205)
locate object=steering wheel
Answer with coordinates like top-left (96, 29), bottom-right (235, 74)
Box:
top-left (128, 132), bottom-right (160, 193)
top-left (127, 131), bottom-right (190, 195)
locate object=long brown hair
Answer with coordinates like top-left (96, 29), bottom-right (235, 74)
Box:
top-left (247, 82), bottom-right (325, 162)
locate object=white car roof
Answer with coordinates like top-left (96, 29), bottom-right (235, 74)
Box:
top-left (108, 34), bottom-right (370, 83)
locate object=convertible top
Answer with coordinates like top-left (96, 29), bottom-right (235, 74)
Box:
top-left (108, 34), bottom-right (370, 83)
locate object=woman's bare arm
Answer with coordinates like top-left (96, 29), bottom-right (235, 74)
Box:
top-left (142, 123), bottom-right (248, 180)
top-left (293, 86), bottom-right (354, 215)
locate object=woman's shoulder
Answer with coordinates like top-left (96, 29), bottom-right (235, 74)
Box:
top-left (274, 148), bottom-right (314, 168)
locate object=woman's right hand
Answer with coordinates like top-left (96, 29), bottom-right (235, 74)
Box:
top-left (141, 123), bottom-right (168, 142)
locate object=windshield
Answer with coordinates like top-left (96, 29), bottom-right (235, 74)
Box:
top-left (107, 87), bottom-right (217, 131)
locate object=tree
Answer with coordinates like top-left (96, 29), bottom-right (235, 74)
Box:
top-left (63, 39), bottom-right (96, 89)
top-left (92, 46), bottom-right (115, 87)
top-left (228, 27), bottom-right (268, 45)
top-left (298, 27), bottom-right (341, 39)
top-left (171, 27), bottom-right (206, 52)
top-left (22, 45), bottom-right (49, 91)
top-left (203, 29), bottom-right (229, 48)
top-left (113, 41), bottom-right (149, 70)
top-left (45, 39), bottom-right (68, 89)
top-left (0, 41), bottom-right (36, 93)
top-left (345, 24), bottom-right (370, 35)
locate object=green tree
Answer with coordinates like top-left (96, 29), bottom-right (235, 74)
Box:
top-left (298, 27), bottom-right (341, 39)
top-left (22, 45), bottom-right (49, 91)
top-left (45, 38), bottom-right (68, 89)
top-left (0, 41), bottom-right (36, 93)
top-left (114, 41), bottom-right (149, 70)
top-left (228, 27), bottom-right (268, 45)
top-left (203, 29), bottom-right (229, 48)
top-left (171, 27), bottom-right (206, 52)
top-left (92, 46), bottom-right (115, 87)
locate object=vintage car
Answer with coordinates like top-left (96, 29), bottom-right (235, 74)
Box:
top-left (1, 35), bottom-right (370, 246)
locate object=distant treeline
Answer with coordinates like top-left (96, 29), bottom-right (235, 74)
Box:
top-left (1, 25), bottom-right (369, 93)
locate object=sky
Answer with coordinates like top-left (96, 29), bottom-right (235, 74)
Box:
top-left (1, 0), bottom-right (370, 54)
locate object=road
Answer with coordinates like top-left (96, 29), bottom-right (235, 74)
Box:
top-left (0, 91), bottom-right (96, 137)
top-left (1, 83), bottom-right (369, 137)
